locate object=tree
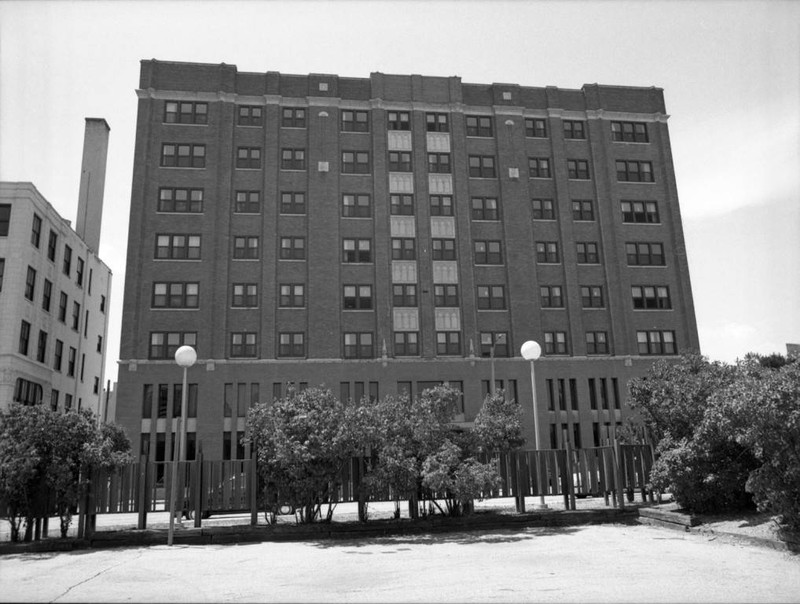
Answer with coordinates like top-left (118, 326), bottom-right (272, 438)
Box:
top-left (473, 390), bottom-right (525, 454)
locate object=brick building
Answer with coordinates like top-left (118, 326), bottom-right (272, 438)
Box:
top-left (116, 59), bottom-right (698, 462)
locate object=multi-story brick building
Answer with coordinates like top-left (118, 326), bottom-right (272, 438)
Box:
top-left (116, 59), bottom-right (698, 463)
top-left (0, 119), bottom-right (113, 416)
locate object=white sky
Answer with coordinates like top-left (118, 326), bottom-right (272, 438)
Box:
top-left (1, 0), bottom-right (798, 383)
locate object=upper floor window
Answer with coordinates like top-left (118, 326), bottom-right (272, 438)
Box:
top-left (632, 285), bottom-right (671, 309)
top-left (567, 159), bottom-right (590, 180)
top-left (426, 113), bottom-right (449, 132)
top-left (391, 238), bottom-right (416, 261)
top-left (536, 242), bottom-right (559, 263)
top-left (31, 214), bottom-right (42, 248)
top-left (159, 187), bottom-right (203, 213)
top-left (471, 197), bottom-right (499, 221)
top-left (343, 285), bottom-right (373, 310)
top-left (161, 143), bottom-right (206, 168)
top-left (434, 284), bottom-right (459, 307)
top-left (544, 331), bottom-right (568, 355)
top-left (63, 245), bottom-right (72, 276)
top-left (24, 266), bottom-right (36, 301)
top-left (477, 285), bottom-right (506, 310)
top-left (232, 284), bottom-right (258, 308)
top-left (280, 192), bottom-right (306, 215)
top-left (344, 332), bottom-right (374, 358)
top-left (525, 118), bottom-right (547, 138)
top-left (430, 195), bottom-right (453, 216)
top-left (393, 284), bottom-right (417, 307)
top-left (466, 115), bottom-right (493, 137)
top-left (342, 194), bottom-right (371, 218)
top-left (42, 279), bottom-right (52, 312)
top-left (581, 285), bottom-right (604, 308)
top-left (432, 239), bottom-right (456, 261)
top-left (468, 155), bottom-right (496, 178)
top-left (278, 333), bottom-right (305, 358)
top-left (387, 111), bottom-right (410, 131)
top-left (233, 236), bottom-right (259, 260)
top-left (279, 237), bottom-right (306, 260)
top-left (621, 200), bottom-right (660, 224)
top-left (616, 160), bottom-right (654, 182)
top-left (436, 332), bottom-right (461, 356)
top-left (76, 258), bottom-right (84, 287)
top-left (165, 101), bottom-right (208, 124)
top-left (281, 107), bottom-right (306, 128)
top-left (47, 230), bottom-right (57, 261)
top-left (611, 121), bottom-right (648, 143)
top-left (586, 331), bottom-right (609, 355)
top-left (341, 110), bottom-right (369, 132)
top-left (394, 332), bottom-right (419, 357)
top-left (236, 147), bottom-right (262, 169)
top-left (18, 320), bottom-right (31, 356)
top-left (626, 242), bottom-right (664, 266)
top-left (528, 157), bottom-right (551, 178)
top-left (637, 330), bottom-right (676, 355)
top-left (390, 194), bottom-right (414, 216)
top-left (532, 199), bottom-right (555, 220)
top-left (388, 151), bottom-right (412, 172)
top-left (342, 151), bottom-right (370, 174)
top-left (0, 204), bottom-right (11, 236)
top-left (231, 332), bottom-right (258, 358)
top-left (427, 153), bottom-right (451, 174)
top-left (563, 120), bottom-right (586, 139)
top-left (342, 238), bottom-right (372, 263)
top-left (281, 148), bottom-right (306, 171)
top-left (572, 199), bottom-right (595, 221)
top-left (156, 234), bottom-right (201, 260)
top-left (576, 242), bottom-right (600, 264)
top-left (540, 285), bottom-right (563, 308)
top-left (152, 282), bottom-right (199, 308)
top-left (237, 105), bottom-right (263, 127)
top-left (235, 191), bottom-right (261, 214)
top-left (480, 332), bottom-right (509, 357)
top-left (474, 240), bottom-right (503, 264)
top-left (279, 284), bottom-right (305, 308)
top-left (149, 332), bottom-right (197, 360)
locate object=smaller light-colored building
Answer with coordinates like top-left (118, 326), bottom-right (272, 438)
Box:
top-left (0, 118), bottom-right (112, 415)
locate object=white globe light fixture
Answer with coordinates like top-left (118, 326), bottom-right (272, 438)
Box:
top-left (520, 340), bottom-right (541, 361)
top-left (520, 340), bottom-right (547, 509)
top-left (168, 345), bottom-right (196, 545)
top-left (175, 345), bottom-right (197, 368)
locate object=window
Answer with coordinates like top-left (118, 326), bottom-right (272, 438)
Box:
top-left (532, 199), bottom-right (555, 220)
top-left (426, 113), bottom-right (449, 132)
top-left (468, 155), bottom-right (496, 178)
top-left (232, 284), bottom-right (258, 307)
top-left (611, 121), bottom-right (648, 143)
top-left (161, 143), bottom-right (206, 168)
top-left (281, 107), bottom-right (306, 128)
top-left (152, 282), bottom-right (199, 308)
top-left (64, 394), bottom-right (73, 411)
top-left (637, 330), bottom-right (677, 355)
top-left (540, 285), bottom-right (563, 308)
top-left (390, 194), bottom-right (414, 215)
top-left (341, 110), bottom-right (369, 132)
top-left (42, 279), bottom-right (52, 312)
top-left (47, 230), bottom-right (58, 261)
top-left (616, 160), bottom-right (654, 182)
top-left (387, 111), bottom-right (410, 131)
top-left (278, 333), bottom-right (305, 357)
top-left (58, 292), bottom-right (68, 322)
top-left (0, 204), bottom-right (10, 236)
top-left (165, 101), bottom-right (208, 124)
top-left (471, 197), bottom-right (499, 221)
top-left (576, 242), bottom-right (600, 264)
top-left (342, 151), bottom-right (370, 174)
top-left (567, 159), bottom-right (590, 179)
top-left (427, 153), bottom-right (451, 173)
top-left (279, 284), bottom-right (305, 308)
top-left (388, 151), bottom-right (412, 172)
top-left (236, 147), bottom-right (262, 169)
top-left (343, 285), bottom-right (373, 310)
top-left (100, 295), bottom-right (106, 313)
top-left (581, 285), bottom-right (604, 308)
top-left (231, 332), bottom-right (258, 358)
top-left (281, 148), bottom-right (306, 170)
top-left (563, 120), bottom-right (586, 139)
top-left (233, 236), bottom-right (259, 259)
top-left (393, 284), bottom-right (417, 307)
top-left (51, 388), bottom-right (60, 412)
top-left (434, 284), bottom-right (459, 307)
top-left (76, 257), bottom-right (85, 287)
top-left (525, 118), bottom-right (547, 138)
top-left (13, 378), bottom-right (43, 406)
top-left (149, 331), bottom-right (197, 360)
top-left (18, 320), bottom-right (31, 355)
top-left (528, 157), bottom-right (551, 178)
top-left (24, 266), bottom-right (36, 301)
top-left (33, 331), bottom-right (48, 363)
top-left (394, 332), bottom-right (419, 356)
top-left (53, 339), bottom-right (64, 371)
top-left (430, 195), bottom-right (453, 216)
top-left (536, 242), bottom-right (559, 263)
top-left (278, 192), bottom-right (305, 215)
top-left (626, 242), bottom-right (664, 266)
top-left (0, 258), bottom-right (4, 292)
top-left (237, 105), bottom-right (263, 126)
top-left (342, 238), bottom-right (371, 263)
top-left (63, 245), bottom-right (72, 276)
top-left (480, 332), bottom-right (509, 357)
top-left (466, 115), bottom-right (493, 137)
top-left (586, 331), bottom-right (609, 354)
top-left (572, 199), bottom-right (594, 221)
top-left (391, 238), bottom-right (416, 260)
top-left (621, 200), bottom-right (660, 224)
top-left (474, 240), bottom-right (502, 264)
top-left (72, 301), bottom-right (81, 330)
top-left (155, 234), bottom-right (201, 259)
top-left (344, 332), bottom-right (374, 358)
top-left (279, 237), bottom-right (306, 260)
top-left (436, 332), bottom-right (461, 355)
top-left (234, 191), bottom-right (260, 214)
top-left (97, 335), bottom-right (103, 353)
top-left (158, 187), bottom-right (204, 213)
top-left (432, 239), bottom-right (456, 260)
top-left (477, 285), bottom-right (506, 310)
top-left (632, 285), bottom-right (671, 309)
top-left (31, 214), bottom-right (42, 248)
top-left (342, 193), bottom-right (371, 217)
top-left (67, 347), bottom-right (76, 376)
top-left (544, 331), bottom-right (568, 355)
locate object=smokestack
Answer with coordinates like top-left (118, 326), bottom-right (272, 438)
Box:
top-left (76, 118), bottom-right (110, 252)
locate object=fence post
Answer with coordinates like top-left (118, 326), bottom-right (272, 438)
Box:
top-left (136, 455), bottom-right (149, 530)
top-left (612, 432), bottom-right (625, 511)
top-left (564, 440), bottom-right (576, 511)
top-left (194, 445), bottom-right (203, 528)
top-left (514, 451), bottom-right (526, 513)
top-left (250, 449), bottom-right (258, 526)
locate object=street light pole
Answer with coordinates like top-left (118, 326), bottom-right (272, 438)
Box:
top-left (168, 345), bottom-right (197, 546)
top-left (521, 340), bottom-right (547, 509)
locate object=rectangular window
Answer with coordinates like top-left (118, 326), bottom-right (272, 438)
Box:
top-left (387, 111), bottom-right (410, 131)
top-left (528, 157), bottom-right (551, 178)
top-left (637, 330), bottom-right (677, 355)
top-left (236, 146), bottom-right (262, 169)
top-left (235, 191), bottom-right (261, 214)
top-left (432, 239), bottom-right (456, 261)
top-left (342, 238), bottom-right (372, 263)
top-left (344, 332), bottom-right (374, 358)
top-left (76, 257), bottom-right (84, 287)
top-left (343, 284), bottom-right (373, 310)
top-left (24, 266), bottom-right (36, 301)
top-left (36, 330), bottom-right (48, 363)
top-left (540, 285), bottom-right (563, 308)
top-left (563, 120), bottom-right (586, 139)
top-left (626, 242), bottom-right (665, 266)
top-left (525, 118), bottom-right (547, 138)
top-left (536, 242), bottom-right (559, 263)
top-left (531, 198), bottom-right (555, 220)
top-left (97, 335), bottom-right (103, 353)
top-left (480, 332), bottom-right (508, 357)
top-left (279, 284), bottom-right (305, 308)
top-left (474, 240), bottom-right (502, 264)
top-left (576, 242), bottom-right (600, 264)
top-left (434, 284), bottom-right (459, 307)
top-left (426, 112), bottom-right (449, 132)
top-left (621, 200), bottom-right (660, 224)
top-left (471, 197), bottom-right (499, 221)
top-left (436, 332), bottom-right (461, 355)
top-left (100, 295), bottom-right (106, 313)
top-left (391, 238), bottom-right (416, 260)
top-left (0, 204), bottom-right (11, 236)
top-left (42, 279), bottom-right (52, 312)
top-left (342, 193), bottom-right (371, 217)
top-left (72, 301), bottom-right (81, 330)
top-left (278, 333), bottom-right (305, 357)
top-left (388, 151), bottom-right (412, 172)
top-left (18, 320), bottom-right (31, 355)
top-left (231, 332), bottom-right (258, 358)
top-left (280, 192), bottom-right (306, 215)
top-left (544, 331), bottom-right (568, 355)
top-left (160, 143), bottom-right (206, 168)
top-left (233, 236), bottom-right (259, 259)
top-left (164, 101), bottom-right (208, 124)
top-left (390, 194), bottom-right (414, 216)
top-left (569, 379), bottom-right (579, 411)
top-left (632, 285), bottom-right (672, 309)
top-left (281, 107), bottom-right (306, 128)
top-left (63, 245), bottom-right (72, 276)
top-left (0, 258), bottom-right (3, 292)
top-left (158, 187), bottom-right (204, 213)
top-left (341, 110), bottom-right (369, 132)
top-left (47, 230), bottom-right (58, 261)
top-left (466, 115), bottom-right (493, 137)
top-left (611, 121), bottom-right (648, 143)
top-left (572, 199), bottom-right (594, 221)
top-left (280, 148), bottom-right (306, 170)
top-left (427, 153), bottom-right (451, 173)
top-left (31, 214), bottom-right (42, 248)
top-left (430, 195), bottom-right (453, 216)
top-left (616, 160), bottom-right (654, 182)
top-left (149, 332), bottom-right (196, 360)
top-left (232, 283), bottom-right (258, 308)
top-left (58, 292), bottom-right (68, 322)
top-left (581, 285), bottom-right (604, 308)
top-left (152, 282), bottom-right (199, 308)
top-left (394, 332), bottom-right (419, 356)
top-left (477, 285), bottom-right (506, 310)
top-left (468, 155), bottom-right (496, 178)
top-left (237, 105), bottom-right (263, 126)
top-left (155, 234), bottom-right (201, 260)
top-left (567, 159), bottom-right (590, 179)
top-left (67, 347), bottom-right (76, 376)
top-left (50, 389), bottom-right (60, 411)
top-left (393, 284), bottom-right (417, 307)
top-left (586, 331), bottom-right (609, 355)
top-left (279, 237), bottom-right (306, 260)
top-left (342, 151), bottom-right (370, 174)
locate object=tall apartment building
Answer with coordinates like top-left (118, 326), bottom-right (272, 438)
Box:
top-left (116, 60), bottom-right (698, 463)
top-left (0, 119), bottom-right (113, 416)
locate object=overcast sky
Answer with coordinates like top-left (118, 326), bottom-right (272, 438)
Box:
top-left (1, 0), bottom-right (798, 384)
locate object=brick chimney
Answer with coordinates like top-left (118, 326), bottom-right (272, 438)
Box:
top-left (76, 118), bottom-right (110, 252)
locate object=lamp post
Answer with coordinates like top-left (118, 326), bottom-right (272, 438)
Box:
top-left (168, 345), bottom-right (197, 546)
top-left (521, 340), bottom-right (547, 509)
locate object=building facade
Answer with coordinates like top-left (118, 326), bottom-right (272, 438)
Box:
top-left (0, 118), bottom-right (113, 415)
top-left (116, 60), bottom-right (699, 462)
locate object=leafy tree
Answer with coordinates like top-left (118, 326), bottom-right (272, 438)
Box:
top-left (473, 390), bottom-right (525, 454)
